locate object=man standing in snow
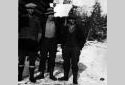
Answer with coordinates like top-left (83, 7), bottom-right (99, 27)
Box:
top-left (58, 12), bottom-right (86, 84)
top-left (18, 3), bottom-right (42, 83)
top-left (36, 7), bottom-right (59, 81)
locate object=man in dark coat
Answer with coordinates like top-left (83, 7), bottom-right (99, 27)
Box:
top-left (36, 7), bottom-right (59, 81)
top-left (58, 14), bottom-right (86, 84)
top-left (18, 3), bottom-right (42, 83)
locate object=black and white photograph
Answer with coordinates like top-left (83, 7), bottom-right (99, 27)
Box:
top-left (18, 0), bottom-right (107, 85)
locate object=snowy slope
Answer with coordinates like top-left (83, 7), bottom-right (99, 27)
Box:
top-left (18, 41), bottom-right (107, 85)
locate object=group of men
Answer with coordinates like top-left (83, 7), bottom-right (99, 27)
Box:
top-left (18, 1), bottom-right (86, 84)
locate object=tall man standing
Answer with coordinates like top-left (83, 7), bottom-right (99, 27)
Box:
top-left (58, 13), bottom-right (86, 84)
top-left (18, 3), bottom-right (42, 83)
top-left (36, 7), bottom-right (58, 81)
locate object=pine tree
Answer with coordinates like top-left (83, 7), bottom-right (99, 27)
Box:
top-left (88, 0), bottom-right (107, 42)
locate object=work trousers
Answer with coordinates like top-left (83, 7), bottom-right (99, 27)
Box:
top-left (62, 46), bottom-right (80, 79)
top-left (39, 38), bottom-right (57, 74)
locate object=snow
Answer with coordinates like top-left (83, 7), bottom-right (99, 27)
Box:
top-left (18, 41), bottom-right (107, 85)
top-left (78, 41), bottom-right (107, 85)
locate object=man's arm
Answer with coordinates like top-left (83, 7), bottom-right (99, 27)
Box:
top-left (36, 17), bottom-right (42, 42)
top-left (77, 21), bottom-right (86, 50)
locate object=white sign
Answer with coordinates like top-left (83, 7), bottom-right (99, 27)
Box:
top-left (54, 4), bottom-right (72, 17)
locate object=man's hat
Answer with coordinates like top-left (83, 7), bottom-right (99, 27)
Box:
top-left (68, 12), bottom-right (77, 20)
top-left (44, 7), bottom-right (56, 15)
top-left (25, 3), bottom-right (37, 9)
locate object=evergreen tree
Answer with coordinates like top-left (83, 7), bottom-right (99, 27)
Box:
top-left (88, 0), bottom-right (107, 42)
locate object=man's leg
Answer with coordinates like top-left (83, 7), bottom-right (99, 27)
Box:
top-left (28, 40), bottom-right (38, 83)
top-left (29, 53), bottom-right (37, 83)
top-left (18, 39), bottom-right (26, 81)
top-left (58, 46), bottom-right (71, 81)
top-left (18, 55), bottom-right (26, 81)
top-left (36, 43), bottom-right (48, 80)
top-left (71, 47), bottom-right (80, 84)
top-left (48, 44), bottom-right (57, 80)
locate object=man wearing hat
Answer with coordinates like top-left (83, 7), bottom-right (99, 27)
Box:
top-left (18, 3), bottom-right (42, 83)
top-left (36, 7), bottom-right (58, 81)
top-left (58, 12), bottom-right (86, 84)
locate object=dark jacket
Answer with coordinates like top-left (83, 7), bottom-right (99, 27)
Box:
top-left (61, 20), bottom-right (86, 50)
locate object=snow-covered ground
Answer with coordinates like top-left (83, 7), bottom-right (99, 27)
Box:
top-left (78, 40), bottom-right (107, 85)
top-left (18, 40), bottom-right (107, 85)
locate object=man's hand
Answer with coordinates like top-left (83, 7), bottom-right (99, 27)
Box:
top-left (38, 33), bottom-right (42, 42)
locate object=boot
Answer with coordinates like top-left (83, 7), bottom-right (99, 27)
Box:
top-left (29, 67), bottom-right (36, 83)
top-left (58, 61), bottom-right (70, 81)
top-left (18, 66), bottom-right (24, 81)
top-left (49, 69), bottom-right (57, 81)
top-left (58, 62), bottom-right (70, 81)
top-left (58, 71), bottom-right (69, 81)
top-left (72, 69), bottom-right (78, 84)
top-left (50, 75), bottom-right (57, 81)
top-left (73, 77), bottom-right (78, 84)
top-left (36, 72), bottom-right (44, 80)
